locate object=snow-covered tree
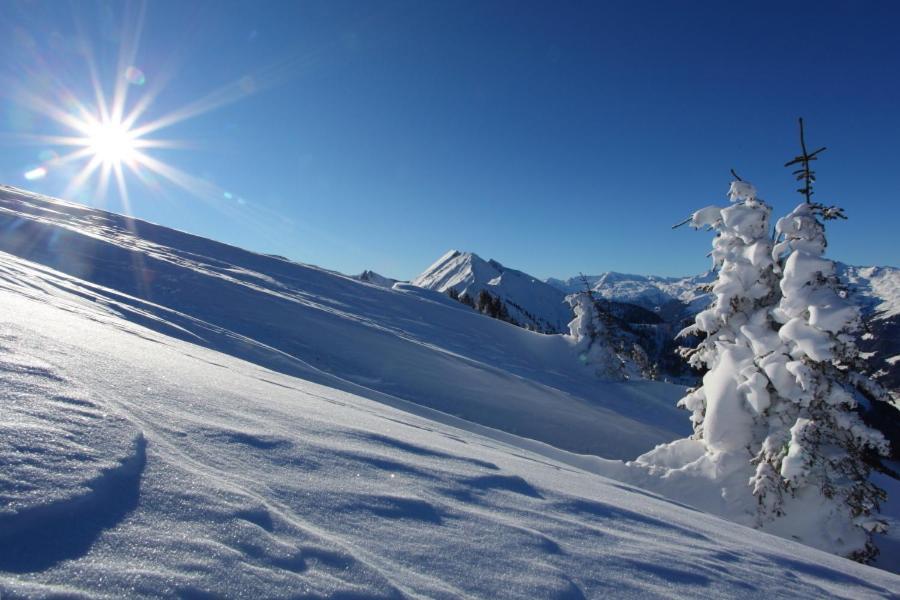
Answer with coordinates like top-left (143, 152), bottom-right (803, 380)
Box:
top-left (567, 280), bottom-right (626, 381)
top-left (761, 198), bottom-right (889, 561)
top-left (745, 120), bottom-right (888, 561)
top-left (675, 179), bottom-right (781, 452)
top-left (637, 123), bottom-right (891, 562)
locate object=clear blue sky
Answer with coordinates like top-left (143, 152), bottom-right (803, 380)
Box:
top-left (1, 1), bottom-right (898, 280)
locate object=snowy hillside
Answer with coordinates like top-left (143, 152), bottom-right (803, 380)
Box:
top-left (0, 186), bottom-right (686, 460)
top-left (2, 187), bottom-right (899, 596)
top-left (838, 265), bottom-right (900, 394)
top-left (412, 250), bottom-right (574, 333)
top-left (840, 265), bottom-right (900, 319)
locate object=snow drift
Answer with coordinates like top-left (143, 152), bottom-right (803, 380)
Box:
top-left (0, 186), bottom-right (688, 460)
top-left (1, 185), bottom-right (899, 596)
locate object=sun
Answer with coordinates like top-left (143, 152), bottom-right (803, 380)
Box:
top-left (86, 120), bottom-right (138, 167)
top-left (9, 3), bottom-right (270, 208)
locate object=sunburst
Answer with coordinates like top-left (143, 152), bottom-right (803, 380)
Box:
top-left (14, 70), bottom-right (231, 211)
top-left (6, 2), bottom-right (262, 212)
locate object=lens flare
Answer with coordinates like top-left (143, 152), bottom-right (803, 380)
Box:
top-left (24, 166), bottom-right (47, 181)
top-left (124, 66), bottom-right (146, 86)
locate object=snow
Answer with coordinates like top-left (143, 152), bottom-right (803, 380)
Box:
top-left (700, 344), bottom-right (756, 452)
top-left (412, 250), bottom-right (575, 333)
top-left (0, 187), bottom-right (687, 460)
top-left (547, 271), bottom-right (716, 318)
top-left (728, 181), bottom-right (758, 201)
top-left (565, 292), bottom-right (627, 380)
top-left (779, 317), bottom-right (835, 361)
top-left (549, 264), bottom-right (900, 325)
top-left (625, 183), bottom-right (895, 563)
top-left (838, 264), bottom-right (900, 320)
top-left (355, 270), bottom-right (400, 288)
top-left (0, 293), bottom-right (896, 597)
top-left (780, 418), bottom-right (813, 483)
top-left (1, 185), bottom-right (900, 596)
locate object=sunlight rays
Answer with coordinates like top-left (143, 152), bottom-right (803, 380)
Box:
top-left (9, 1), bottom-right (252, 208)
top-left (8, 0), bottom-right (342, 212)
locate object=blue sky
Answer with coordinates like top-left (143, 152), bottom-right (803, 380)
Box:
top-left (1, 1), bottom-right (898, 280)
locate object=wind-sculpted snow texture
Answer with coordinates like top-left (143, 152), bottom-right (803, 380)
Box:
top-left (0, 327), bottom-right (145, 574)
top-left (1, 215), bottom-right (899, 596)
top-left (0, 186), bottom-right (687, 460)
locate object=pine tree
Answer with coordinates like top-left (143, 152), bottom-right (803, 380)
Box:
top-left (666, 122), bottom-right (891, 562)
top-left (759, 119), bottom-right (890, 561)
top-left (638, 125), bottom-right (892, 561)
top-left (474, 289), bottom-right (490, 315)
top-left (675, 177), bottom-right (781, 452)
top-left (566, 276), bottom-right (626, 380)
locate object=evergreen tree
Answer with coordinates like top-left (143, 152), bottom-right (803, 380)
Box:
top-left (675, 177), bottom-right (781, 452)
top-left (566, 276), bottom-right (626, 380)
top-left (658, 121), bottom-right (891, 562)
top-left (476, 289), bottom-right (494, 316)
top-left (757, 119), bottom-right (890, 561)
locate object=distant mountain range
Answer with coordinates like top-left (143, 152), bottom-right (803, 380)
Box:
top-left (400, 249), bottom-right (900, 394)
top-left (546, 271), bottom-right (715, 321)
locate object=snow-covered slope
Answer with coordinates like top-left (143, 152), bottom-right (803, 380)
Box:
top-left (841, 265), bottom-right (900, 407)
top-left (355, 270), bottom-right (400, 288)
top-left (2, 190), bottom-right (899, 596)
top-left (0, 186), bottom-right (685, 460)
top-left (412, 250), bottom-right (574, 333)
top-left (840, 265), bottom-right (900, 320)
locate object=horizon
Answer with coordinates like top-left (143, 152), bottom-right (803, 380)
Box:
top-left (2, 1), bottom-right (899, 280)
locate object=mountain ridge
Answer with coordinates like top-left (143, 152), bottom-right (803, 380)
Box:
top-left (411, 249), bottom-right (574, 333)
top-left (408, 248), bottom-right (899, 392)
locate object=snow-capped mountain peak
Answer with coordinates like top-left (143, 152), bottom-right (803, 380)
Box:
top-left (547, 271), bottom-right (715, 320)
top-left (838, 264), bottom-right (900, 320)
top-left (355, 269), bottom-right (400, 288)
top-left (412, 250), bottom-right (573, 333)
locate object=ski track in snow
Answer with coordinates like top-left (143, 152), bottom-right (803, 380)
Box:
top-left (0, 187), bottom-right (899, 597)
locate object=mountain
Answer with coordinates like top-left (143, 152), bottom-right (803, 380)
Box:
top-left (547, 271), bottom-right (715, 321)
top-left (355, 269), bottom-right (400, 288)
top-left (551, 266), bottom-right (900, 391)
top-left (411, 250), bottom-right (574, 333)
top-left (839, 265), bottom-right (900, 319)
top-left (839, 265), bottom-right (900, 389)
top-left (0, 187), bottom-right (686, 461)
top-left (2, 185), bottom-right (900, 593)
top-left (549, 266), bottom-right (899, 326)
top-left (408, 250), bottom-right (899, 392)
top-left (411, 251), bottom-right (681, 380)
